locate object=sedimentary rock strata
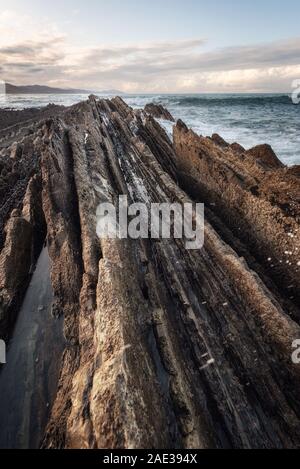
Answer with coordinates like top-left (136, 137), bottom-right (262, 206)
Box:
top-left (0, 96), bottom-right (300, 449)
top-left (144, 103), bottom-right (175, 122)
top-left (0, 104), bottom-right (64, 131)
top-left (173, 121), bottom-right (300, 310)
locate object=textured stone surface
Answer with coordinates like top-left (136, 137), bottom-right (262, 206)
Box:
top-left (174, 121), bottom-right (300, 308)
top-left (0, 97), bottom-right (300, 449)
top-left (144, 103), bottom-right (175, 122)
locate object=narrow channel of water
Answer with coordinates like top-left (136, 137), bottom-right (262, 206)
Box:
top-left (0, 247), bottom-right (65, 449)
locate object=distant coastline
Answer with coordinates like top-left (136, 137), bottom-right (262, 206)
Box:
top-left (3, 84), bottom-right (291, 96)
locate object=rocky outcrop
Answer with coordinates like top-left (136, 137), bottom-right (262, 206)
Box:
top-left (0, 210), bottom-right (33, 337)
top-left (144, 103), bottom-right (175, 121)
top-left (0, 97), bottom-right (300, 449)
top-left (0, 104), bottom-right (64, 131)
top-left (0, 155), bottom-right (46, 339)
top-left (174, 121), bottom-right (300, 310)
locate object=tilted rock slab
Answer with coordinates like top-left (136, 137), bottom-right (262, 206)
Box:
top-left (0, 97), bottom-right (300, 449)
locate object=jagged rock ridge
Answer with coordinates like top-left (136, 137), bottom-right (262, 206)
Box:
top-left (0, 97), bottom-right (300, 449)
top-left (144, 103), bottom-right (175, 121)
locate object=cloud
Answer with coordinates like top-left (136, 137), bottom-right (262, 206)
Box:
top-left (0, 9), bottom-right (300, 92)
top-left (68, 37), bottom-right (300, 92)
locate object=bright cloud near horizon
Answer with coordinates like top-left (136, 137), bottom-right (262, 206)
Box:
top-left (1, 0), bottom-right (300, 93)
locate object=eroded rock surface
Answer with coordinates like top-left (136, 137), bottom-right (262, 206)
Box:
top-left (174, 121), bottom-right (300, 309)
top-left (144, 103), bottom-right (175, 122)
top-left (0, 97), bottom-right (300, 449)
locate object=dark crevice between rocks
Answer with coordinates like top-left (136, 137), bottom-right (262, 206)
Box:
top-left (63, 131), bottom-right (84, 272)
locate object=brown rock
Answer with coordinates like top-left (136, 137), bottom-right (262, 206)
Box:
top-left (173, 123), bottom-right (300, 306)
top-left (0, 215), bottom-right (32, 338)
top-left (247, 144), bottom-right (284, 169)
top-left (1, 98), bottom-right (300, 450)
top-left (211, 133), bottom-right (229, 147)
top-left (144, 103), bottom-right (175, 121)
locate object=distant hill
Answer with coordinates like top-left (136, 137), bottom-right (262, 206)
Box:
top-left (5, 83), bottom-right (125, 95)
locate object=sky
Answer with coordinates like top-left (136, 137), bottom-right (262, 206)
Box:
top-left (0, 0), bottom-right (300, 92)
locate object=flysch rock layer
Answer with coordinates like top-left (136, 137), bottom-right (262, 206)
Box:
top-left (173, 121), bottom-right (300, 311)
top-left (144, 103), bottom-right (175, 122)
top-left (0, 96), bottom-right (300, 449)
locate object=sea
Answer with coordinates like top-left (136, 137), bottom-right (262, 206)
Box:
top-left (1, 93), bottom-right (299, 166)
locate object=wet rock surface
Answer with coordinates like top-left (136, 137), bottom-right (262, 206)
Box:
top-left (0, 97), bottom-right (300, 449)
top-left (0, 247), bottom-right (64, 449)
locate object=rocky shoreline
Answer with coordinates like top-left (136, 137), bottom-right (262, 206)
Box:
top-left (0, 96), bottom-right (300, 448)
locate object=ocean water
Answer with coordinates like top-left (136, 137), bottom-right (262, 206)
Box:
top-left (1, 93), bottom-right (299, 166)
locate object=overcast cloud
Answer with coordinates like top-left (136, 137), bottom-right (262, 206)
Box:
top-left (0, 9), bottom-right (299, 92)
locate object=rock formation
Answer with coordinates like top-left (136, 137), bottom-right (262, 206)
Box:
top-left (174, 121), bottom-right (300, 310)
top-left (0, 104), bottom-right (64, 131)
top-left (144, 102), bottom-right (175, 121)
top-left (0, 96), bottom-right (300, 449)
